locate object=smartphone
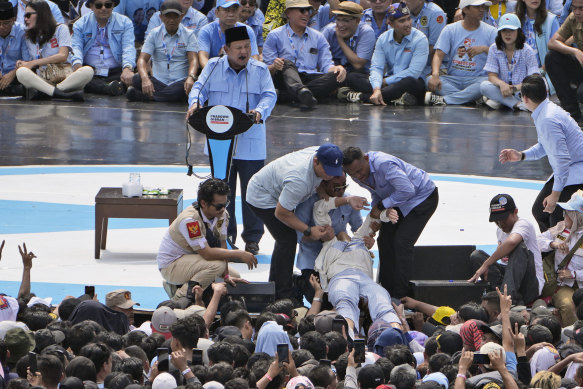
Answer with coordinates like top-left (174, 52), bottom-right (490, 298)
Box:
top-left (192, 349), bottom-right (203, 366)
top-left (28, 351), bottom-right (37, 374)
top-left (473, 353), bottom-right (490, 365)
top-left (353, 339), bottom-right (365, 364)
top-left (85, 285), bottom-right (95, 298)
top-left (276, 343), bottom-right (289, 364)
top-left (186, 280), bottom-right (200, 300)
top-left (157, 348), bottom-right (169, 372)
top-left (332, 318), bottom-right (344, 334)
top-left (319, 359), bottom-right (332, 367)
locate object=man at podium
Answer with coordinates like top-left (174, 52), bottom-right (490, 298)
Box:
top-left (187, 26), bottom-right (277, 255)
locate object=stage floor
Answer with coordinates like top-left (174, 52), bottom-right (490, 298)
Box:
top-left (0, 95), bottom-right (553, 309)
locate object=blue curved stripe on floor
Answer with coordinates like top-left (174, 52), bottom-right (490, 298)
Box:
top-left (0, 166), bottom-right (210, 175)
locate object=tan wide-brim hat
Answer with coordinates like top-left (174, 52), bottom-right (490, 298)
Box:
top-left (332, 1), bottom-right (363, 17)
top-left (285, 0), bottom-right (312, 10)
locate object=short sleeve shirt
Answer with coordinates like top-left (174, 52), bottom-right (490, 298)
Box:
top-left (26, 24), bottom-right (71, 59)
top-left (558, 12), bottom-right (583, 49)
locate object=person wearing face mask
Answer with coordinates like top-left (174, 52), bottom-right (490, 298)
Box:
top-left (0, 1), bottom-right (30, 96)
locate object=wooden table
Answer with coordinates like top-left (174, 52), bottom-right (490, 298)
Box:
top-left (95, 188), bottom-right (183, 259)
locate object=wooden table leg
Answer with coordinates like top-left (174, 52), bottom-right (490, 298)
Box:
top-left (101, 218), bottom-right (108, 249)
top-left (95, 207), bottom-right (102, 259)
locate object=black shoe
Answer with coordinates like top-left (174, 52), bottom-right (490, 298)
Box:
top-left (53, 88), bottom-right (84, 101)
top-left (245, 241), bottom-right (259, 255)
top-left (297, 87), bottom-right (317, 108)
top-left (107, 80), bottom-right (125, 96)
top-left (27, 88), bottom-right (51, 101)
top-left (126, 86), bottom-right (149, 102)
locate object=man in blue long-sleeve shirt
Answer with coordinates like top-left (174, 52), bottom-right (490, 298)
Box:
top-left (499, 74), bottom-right (583, 232)
top-left (343, 146), bottom-right (438, 298)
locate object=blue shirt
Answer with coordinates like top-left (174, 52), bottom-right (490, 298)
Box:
top-left (142, 24), bottom-right (198, 85)
top-left (411, 2), bottom-right (446, 46)
top-left (0, 22), bottom-right (30, 74)
top-left (369, 27), bottom-right (429, 89)
top-left (483, 43), bottom-right (538, 85)
top-left (188, 56), bottom-right (276, 160)
top-left (524, 99), bottom-right (583, 191)
top-left (114, 0), bottom-right (164, 42)
top-left (198, 20), bottom-right (259, 58)
top-left (352, 151), bottom-right (436, 216)
top-left (145, 7), bottom-right (208, 40)
top-left (361, 8), bottom-right (389, 39)
top-left (245, 9), bottom-right (265, 48)
top-left (434, 20), bottom-right (497, 77)
top-left (263, 24), bottom-right (334, 74)
top-left (295, 193), bottom-right (363, 270)
top-left (321, 22), bottom-right (375, 72)
top-left (12, 0), bottom-right (64, 25)
top-left (309, 3), bottom-right (333, 31)
top-left (72, 12), bottom-right (136, 69)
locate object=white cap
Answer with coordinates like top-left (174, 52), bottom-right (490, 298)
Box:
top-left (0, 296), bottom-right (19, 322)
top-left (27, 296), bottom-right (53, 308)
top-left (152, 373), bottom-right (177, 389)
top-left (458, 0), bottom-right (492, 9)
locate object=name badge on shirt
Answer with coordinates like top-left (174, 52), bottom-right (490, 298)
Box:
top-left (309, 47), bottom-right (318, 55)
top-left (96, 67), bottom-right (109, 77)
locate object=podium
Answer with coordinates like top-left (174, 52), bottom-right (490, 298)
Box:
top-left (188, 105), bottom-right (256, 181)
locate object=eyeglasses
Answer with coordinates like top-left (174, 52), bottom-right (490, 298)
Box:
top-left (297, 7), bottom-right (313, 14)
top-left (0, 20), bottom-right (13, 27)
top-left (211, 200), bottom-right (230, 211)
top-left (24, 12), bottom-right (37, 18)
top-left (333, 183), bottom-right (349, 192)
top-left (94, 2), bottom-right (114, 8)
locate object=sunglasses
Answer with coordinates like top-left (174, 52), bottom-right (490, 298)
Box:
top-left (333, 183), bottom-right (349, 192)
top-left (93, 2), bottom-right (114, 8)
top-left (211, 200), bottom-right (230, 211)
top-left (297, 7), bottom-right (313, 14)
top-left (24, 12), bottom-right (37, 18)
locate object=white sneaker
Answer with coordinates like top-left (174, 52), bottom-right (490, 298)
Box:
top-left (475, 96), bottom-right (488, 106)
top-left (424, 91), bottom-right (446, 105)
top-left (485, 99), bottom-right (501, 110)
top-left (392, 92), bottom-right (417, 106)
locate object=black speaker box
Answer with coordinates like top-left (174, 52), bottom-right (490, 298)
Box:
top-left (409, 280), bottom-right (489, 309)
top-left (412, 245), bottom-right (476, 280)
top-left (216, 279), bottom-right (276, 313)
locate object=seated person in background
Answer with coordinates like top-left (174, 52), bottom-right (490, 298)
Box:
top-left (16, 0), bottom-right (94, 101)
top-left (145, 0), bottom-right (208, 40)
top-left (0, 2), bottom-right (31, 96)
top-left (361, 0), bottom-right (391, 38)
top-left (338, 3), bottom-right (428, 106)
top-left (294, 174), bottom-right (363, 303)
top-left (312, 194), bottom-right (402, 333)
top-left (114, 0), bottom-right (163, 45)
top-left (480, 13), bottom-right (538, 110)
top-left (320, 2), bottom-right (376, 99)
top-left (468, 194), bottom-right (542, 305)
top-left (71, 0), bottom-right (136, 96)
top-left (262, 0), bottom-right (346, 108)
top-left (10, 0), bottom-right (64, 26)
top-left (425, 0), bottom-right (496, 105)
top-left (482, 0), bottom-right (515, 27)
top-left (308, 0), bottom-right (336, 31)
top-left (403, 0), bottom-right (447, 76)
top-left (127, 0), bottom-right (198, 102)
top-left (239, 0), bottom-right (264, 54)
top-left (197, 0), bottom-right (258, 68)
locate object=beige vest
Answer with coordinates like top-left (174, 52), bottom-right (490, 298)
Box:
top-left (168, 205), bottom-right (229, 252)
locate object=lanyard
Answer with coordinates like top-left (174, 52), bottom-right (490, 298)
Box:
top-left (160, 28), bottom-right (179, 70)
top-left (506, 49), bottom-right (519, 84)
top-left (286, 24), bottom-right (308, 64)
top-left (487, 2), bottom-right (504, 27)
top-left (34, 42), bottom-right (41, 59)
top-left (0, 36), bottom-right (13, 71)
top-left (412, 3), bottom-right (427, 30)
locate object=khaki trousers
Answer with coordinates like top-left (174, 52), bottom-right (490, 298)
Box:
top-left (552, 285), bottom-right (578, 326)
top-left (16, 66), bottom-right (94, 95)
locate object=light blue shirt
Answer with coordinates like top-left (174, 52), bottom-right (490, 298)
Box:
top-left (188, 56), bottom-right (276, 161)
top-left (560, 0), bottom-right (571, 25)
top-left (198, 20), bottom-right (259, 58)
top-left (352, 151), bottom-right (436, 217)
top-left (295, 193), bottom-right (363, 270)
top-left (321, 22), bottom-right (375, 72)
top-left (245, 9), bottom-right (265, 48)
top-left (72, 12), bottom-right (136, 69)
top-left (434, 20), bottom-right (497, 77)
top-left (411, 2), bottom-right (446, 46)
top-left (524, 99), bottom-right (583, 191)
top-left (263, 24), bottom-right (334, 74)
top-left (145, 7), bottom-right (208, 39)
top-left (246, 146), bottom-right (322, 210)
top-left (0, 22), bottom-right (30, 74)
top-left (369, 27), bottom-right (429, 89)
top-left (11, 0), bottom-right (64, 25)
top-left (361, 8), bottom-right (389, 39)
top-left (114, 0), bottom-right (164, 41)
top-left (142, 24), bottom-right (198, 85)
top-left (309, 3), bottom-right (333, 31)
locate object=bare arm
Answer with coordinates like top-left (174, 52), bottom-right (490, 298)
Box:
top-left (18, 243), bottom-right (36, 299)
top-left (198, 51), bottom-right (209, 69)
top-left (203, 283), bottom-right (228, 328)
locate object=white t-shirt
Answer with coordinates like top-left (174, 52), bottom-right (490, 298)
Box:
top-left (26, 24), bottom-right (71, 59)
top-left (497, 218), bottom-right (544, 294)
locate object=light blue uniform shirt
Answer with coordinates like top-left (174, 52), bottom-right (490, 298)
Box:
top-left (198, 20), bottom-right (259, 58)
top-left (142, 24), bottom-right (198, 85)
top-left (369, 27), bottom-right (429, 89)
top-left (11, 0), bottom-right (64, 25)
top-left (188, 56), bottom-right (276, 161)
top-left (114, 0), bottom-right (164, 41)
top-left (321, 22), bottom-right (375, 72)
top-left (245, 9), bottom-right (265, 47)
top-left (246, 146), bottom-right (322, 210)
top-left (0, 22), bottom-right (30, 74)
top-left (145, 7), bottom-right (208, 39)
top-left (361, 8), bottom-right (389, 39)
top-left (309, 3), bottom-right (333, 31)
top-left (71, 12), bottom-right (136, 69)
top-left (524, 99), bottom-right (583, 191)
top-left (434, 20), bottom-right (496, 77)
top-left (410, 2), bottom-right (446, 74)
top-left (295, 193), bottom-right (363, 270)
top-left (352, 151), bottom-right (436, 217)
top-left (263, 24), bottom-right (334, 74)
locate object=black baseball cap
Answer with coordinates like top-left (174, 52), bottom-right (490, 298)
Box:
top-left (489, 194), bottom-right (516, 222)
top-left (0, 2), bottom-right (15, 20)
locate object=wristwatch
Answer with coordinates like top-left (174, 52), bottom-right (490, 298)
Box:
top-left (189, 73), bottom-right (197, 81)
top-left (303, 227), bottom-right (312, 237)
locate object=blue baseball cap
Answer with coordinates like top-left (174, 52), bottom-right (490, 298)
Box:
top-left (316, 143), bottom-right (343, 177)
top-left (497, 13), bottom-right (521, 31)
top-left (217, 0), bottom-right (239, 8)
top-left (388, 2), bottom-right (410, 20)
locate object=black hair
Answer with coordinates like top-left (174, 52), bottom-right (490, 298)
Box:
top-left (220, 300), bottom-right (247, 325)
top-left (116, 357), bottom-right (143, 383)
top-left (458, 303), bottom-right (489, 323)
top-left (38, 354), bottom-right (64, 387)
top-left (225, 377), bottom-right (250, 389)
top-left (384, 345), bottom-right (414, 367)
top-left (209, 362), bottom-right (235, 384)
top-left (264, 299), bottom-right (295, 319)
top-left (95, 332), bottom-right (123, 352)
top-left (68, 323), bottom-right (97, 356)
top-left (342, 146), bottom-right (365, 166)
top-left (104, 372), bottom-right (133, 389)
top-left (123, 345), bottom-right (148, 366)
top-left (574, 290), bottom-right (583, 307)
top-left (309, 365), bottom-right (336, 388)
top-left (335, 352), bottom-right (349, 381)
top-left (191, 365), bottom-right (209, 384)
top-left (65, 356), bottom-right (98, 382)
top-left (428, 353), bottom-right (451, 373)
top-left (208, 341), bottom-right (235, 365)
top-left (357, 364), bottom-right (385, 389)
top-left (526, 324), bottom-right (553, 347)
top-left (323, 331), bottom-right (347, 361)
top-left (170, 316), bottom-right (200, 349)
top-left (298, 314), bottom-right (316, 336)
top-left (374, 357), bottom-right (395, 383)
top-left (232, 366), bottom-right (256, 389)
top-left (250, 358), bottom-right (283, 389)
top-left (424, 336), bottom-right (439, 359)
top-left (532, 315), bottom-right (561, 345)
top-left (495, 28), bottom-right (526, 50)
top-left (7, 378), bottom-right (31, 389)
top-left (25, 0), bottom-right (57, 46)
top-left (140, 335), bottom-right (162, 362)
top-left (198, 178), bottom-right (230, 206)
top-left (231, 343), bottom-right (251, 368)
top-left (22, 310), bottom-right (55, 331)
top-left (15, 354), bottom-right (30, 378)
top-left (122, 330), bottom-right (147, 348)
top-left (300, 331), bottom-right (327, 361)
top-left (225, 309), bottom-right (252, 330)
top-left (576, 303), bottom-right (583, 321)
top-left (247, 352), bottom-right (271, 370)
top-left (79, 342), bottom-right (112, 374)
top-left (389, 364), bottom-right (416, 389)
top-left (254, 312), bottom-right (278, 338)
top-left (40, 344), bottom-right (70, 367)
top-left (520, 74), bottom-right (547, 103)
top-left (292, 349), bottom-right (314, 368)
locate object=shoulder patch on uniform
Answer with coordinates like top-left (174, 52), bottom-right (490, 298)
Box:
top-left (436, 15), bottom-right (444, 24)
top-left (186, 221), bottom-right (202, 238)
